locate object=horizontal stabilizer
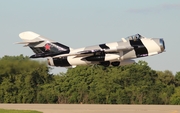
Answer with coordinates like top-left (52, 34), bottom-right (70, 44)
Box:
top-left (19, 31), bottom-right (40, 41)
top-left (16, 40), bottom-right (44, 44)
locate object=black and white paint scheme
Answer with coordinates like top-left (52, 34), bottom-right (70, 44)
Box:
top-left (17, 31), bottom-right (165, 68)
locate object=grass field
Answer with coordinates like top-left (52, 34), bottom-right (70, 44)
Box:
top-left (0, 109), bottom-right (42, 113)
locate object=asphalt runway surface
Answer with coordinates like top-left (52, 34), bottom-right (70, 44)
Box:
top-left (0, 104), bottom-right (180, 113)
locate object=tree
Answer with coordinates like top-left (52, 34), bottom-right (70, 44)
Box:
top-left (0, 55), bottom-right (53, 103)
top-left (170, 87), bottom-right (180, 105)
top-left (0, 55), bottom-right (179, 104)
top-left (175, 72), bottom-right (180, 86)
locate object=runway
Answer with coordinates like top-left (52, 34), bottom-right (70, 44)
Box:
top-left (0, 104), bottom-right (180, 113)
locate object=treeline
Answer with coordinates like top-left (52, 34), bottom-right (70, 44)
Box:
top-left (0, 55), bottom-right (180, 104)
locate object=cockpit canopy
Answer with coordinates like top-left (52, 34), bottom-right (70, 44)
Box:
top-left (125, 34), bottom-right (144, 41)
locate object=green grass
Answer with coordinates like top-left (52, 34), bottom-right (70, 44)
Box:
top-left (0, 109), bottom-right (42, 113)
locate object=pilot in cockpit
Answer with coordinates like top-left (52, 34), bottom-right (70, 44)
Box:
top-left (133, 34), bottom-right (141, 41)
top-left (126, 34), bottom-right (142, 41)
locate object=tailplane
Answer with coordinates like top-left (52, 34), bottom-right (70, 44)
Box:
top-left (17, 31), bottom-right (71, 58)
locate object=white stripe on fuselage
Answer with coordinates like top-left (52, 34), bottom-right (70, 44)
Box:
top-left (106, 42), bottom-right (119, 49)
top-left (67, 56), bottom-right (88, 66)
top-left (67, 47), bottom-right (89, 65)
top-left (141, 38), bottom-right (161, 56)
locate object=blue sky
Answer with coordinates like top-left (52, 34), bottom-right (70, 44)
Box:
top-left (0, 0), bottom-right (180, 74)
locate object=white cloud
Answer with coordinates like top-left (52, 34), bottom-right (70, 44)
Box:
top-left (127, 3), bottom-right (180, 14)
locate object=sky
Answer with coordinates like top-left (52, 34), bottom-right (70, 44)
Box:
top-left (0, 0), bottom-right (180, 74)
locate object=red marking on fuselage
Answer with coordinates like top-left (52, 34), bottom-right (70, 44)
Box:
top-left (45, 43), bottom-right (51, 51)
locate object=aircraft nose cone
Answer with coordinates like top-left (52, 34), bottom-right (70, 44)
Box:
top-left (153, 38), bottom-right (165, 53)
top-left (159, 38), bottom-right (165, 52)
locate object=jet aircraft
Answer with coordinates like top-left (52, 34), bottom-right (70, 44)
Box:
top-left (17, 31), bottom-right (165, 68)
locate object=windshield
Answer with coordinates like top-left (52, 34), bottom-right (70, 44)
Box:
top-left (125, 34), bottom-right (144, 41)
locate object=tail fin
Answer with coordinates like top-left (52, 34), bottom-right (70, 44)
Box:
top-left (18, 31), bottom-right (71, 58)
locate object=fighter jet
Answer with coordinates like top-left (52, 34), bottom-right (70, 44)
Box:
top-left (17, 31), bottom-right (165, 67)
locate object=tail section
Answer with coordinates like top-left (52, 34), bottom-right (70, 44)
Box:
top-left (17, 31), bottom-right (71, 58)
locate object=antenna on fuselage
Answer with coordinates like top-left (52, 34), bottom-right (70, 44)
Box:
top-left (122, 38), bottom-right (127, 42)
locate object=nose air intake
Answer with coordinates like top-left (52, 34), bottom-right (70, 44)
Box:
top-left (159, 38), bottom-right (165, 52)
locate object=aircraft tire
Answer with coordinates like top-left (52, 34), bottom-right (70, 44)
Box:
top-left (111, 61), bottom-right (120, 66)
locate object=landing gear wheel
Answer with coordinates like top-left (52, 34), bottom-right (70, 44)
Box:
top-left (111, 61), bottom-right (120, 66)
